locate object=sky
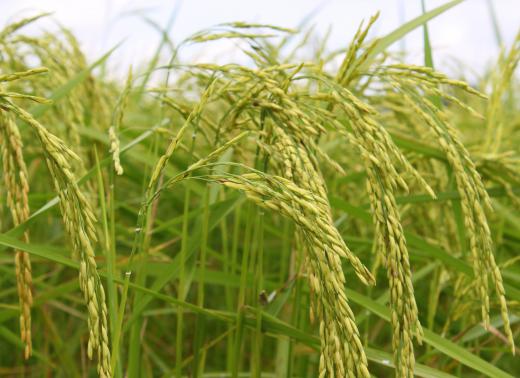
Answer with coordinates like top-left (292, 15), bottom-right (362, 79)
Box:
top-left (1, 0), bottom-right (519, 80)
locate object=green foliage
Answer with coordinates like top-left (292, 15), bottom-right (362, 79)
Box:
top-left (0, 4), bottom-right (518, 377)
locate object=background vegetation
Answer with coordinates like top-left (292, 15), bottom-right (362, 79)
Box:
top-left (0, 1), bottom-right (518, 377)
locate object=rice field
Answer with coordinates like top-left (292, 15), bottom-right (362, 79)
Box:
top-left (0, 2), bottom-right (519, 377)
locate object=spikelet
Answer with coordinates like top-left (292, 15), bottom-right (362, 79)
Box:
top-left (319, 82), bottom-right (433, 376)
top-left (1, 100), bottom-right (112, 376)
top-left (184, 22), bottom-right (293, 46)
top-left (2, 21), bottom-right (113, 152)
top-left (0, 12), bottom-right (52, 40)
top-left (347, 117), bottom-right (422, 376)
top-left (19, 33), bottom-right (85, 148)
top-left (0, 67), bottom-right (49, 82)
top-left (108, 127), bottom-right (123, 175)
top-left (0, 111), bottom-right (33, 359)
top-left (365, 171), bottom-right (421, 377)
top-left (397, 86), bottom-right (515, 354)
top-left (476, 153), bottom-right (520, 208)
top-left (126, 80), bottom-right (220, 271)
top-left (219, 169), bottom-right (372, 377)
top-left (336, 12), bottom-right (380, 86)
top-left (373, 60), bottom-right (516, 355)
top-left (149, 80), bottom-right (217, 194)
top-left (485, 30), bottom-right (520, 153)
top-left (109, 67), bottom-right (133, 175)
top-left (164, 131), bottom-right (250, 190)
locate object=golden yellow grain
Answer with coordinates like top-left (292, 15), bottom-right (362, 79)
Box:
top-left (1, 100), bottom-right (111, 376)
top-left (0, 111), bottom-right (33, 359)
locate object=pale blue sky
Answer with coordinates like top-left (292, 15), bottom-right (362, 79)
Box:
top-left (1, 0), bottom-right (518, 79)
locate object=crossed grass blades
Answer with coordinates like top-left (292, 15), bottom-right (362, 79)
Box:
top-left (0, 8), bottom-right (518, 378)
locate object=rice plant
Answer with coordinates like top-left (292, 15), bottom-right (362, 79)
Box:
top-left (0, 3), bottom-right (518, 377)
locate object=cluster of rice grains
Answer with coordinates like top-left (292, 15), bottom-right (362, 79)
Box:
top-left (174, 17), bottom-right (514, 377)
top-left (0, 11), bottom-right (517, 378)
top-left (0, 110), bottom-right (33, 359)
top-left (0, 16), bottom-right (111, 376)
top-left (376, 64), bottom-right (515, 354)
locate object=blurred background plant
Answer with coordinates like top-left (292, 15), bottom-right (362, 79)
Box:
top-left (0, 1), bottom-right (518, 377)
